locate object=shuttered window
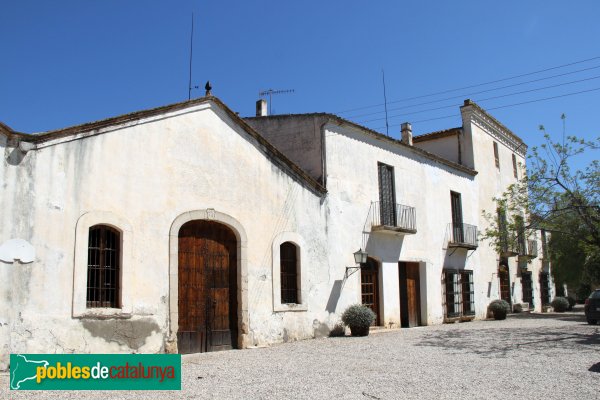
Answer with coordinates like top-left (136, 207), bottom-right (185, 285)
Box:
top-left (493, 142), bottom-right (500, 168)
top-left (280, 242), bottom-right (299, 304)
top-left (86, 225), bottom-right (120, 308)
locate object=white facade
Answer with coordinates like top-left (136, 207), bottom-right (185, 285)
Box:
top-left (0, 97), bottom-right (553, 369)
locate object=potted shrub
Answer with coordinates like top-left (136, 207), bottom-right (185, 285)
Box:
top-left (341, 304), bottom-right (376, 336)
top-left (566, 295), bottom-right (576, 311)
top-left (551, 296), bottom-right (569, 312)
top-left (488, 299), bottom-right (510, 320)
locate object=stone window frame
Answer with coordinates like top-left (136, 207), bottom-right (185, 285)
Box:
top-left (272, 232), bottom-right (307, 312)
top-left (73, 211), bottom-right (133, 318)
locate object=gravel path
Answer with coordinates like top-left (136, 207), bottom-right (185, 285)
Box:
top-left (3, 309), bottom-right (599, 399)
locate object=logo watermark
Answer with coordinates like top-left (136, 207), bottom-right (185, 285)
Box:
top-left (10, 354), bottom-right (181, 390)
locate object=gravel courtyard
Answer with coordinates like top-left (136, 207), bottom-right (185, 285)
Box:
top-left (3, 309), bottom-right (599, 399)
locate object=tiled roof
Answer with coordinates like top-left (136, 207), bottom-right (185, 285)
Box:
top-left (413, 127), bottom-right (461, 143)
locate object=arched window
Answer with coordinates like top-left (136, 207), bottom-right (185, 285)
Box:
top-left (87, 225), bottom-right (121, 308)
top-left (280, 242), bottom-right (298, 304)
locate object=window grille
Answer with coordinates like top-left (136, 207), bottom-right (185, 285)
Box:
top-left (280, 242), bottom-right (298, 304)
top-left (461, 271), bottom-right (475, 315)
top-left (86, 225), bottom-right (120, 308)
top-left (442, 269), bottom-right (474, 318)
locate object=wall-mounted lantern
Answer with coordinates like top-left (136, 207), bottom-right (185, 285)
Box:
top-left (346, 249), bottom-right (369, 279)
top-left (353, 248), bottom-right (368, 265)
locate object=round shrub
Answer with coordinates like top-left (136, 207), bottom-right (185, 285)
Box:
top-left (566, 295), bottom-right (576, 311)
top-left (551, 296), bottom-right (569, 312)
top-left (328, 323), bottom-right (346, 337)
top-left (489, 299), bottom-right (510, 320)
top-left (341, 304), bottom-right (376, 329)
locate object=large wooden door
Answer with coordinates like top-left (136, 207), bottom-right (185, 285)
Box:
top-left (178, 220), bottom-right (238, 354)
top-left (399, 262), bottom-right (421, 327)
top-left (361, 258), bottom-right (381, 326)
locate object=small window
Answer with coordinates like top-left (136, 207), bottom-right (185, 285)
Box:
top-left (280, 242), bottom-right (299, 304)
top-left (512, 154), bottom-right (518, 178)
top-left (87, 225), bottom-right (121, 308)
top-left (493, 142), bottom-right (500, 169)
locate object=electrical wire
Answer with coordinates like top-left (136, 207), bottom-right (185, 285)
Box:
top-left (359, 74), bottom-right (600, 124)
top-left (335, 55), bottom-right (600, 114)
top-left (347, 64), bottom-right (600, 120)
top-left (371, 86), bottom-right (600, 131)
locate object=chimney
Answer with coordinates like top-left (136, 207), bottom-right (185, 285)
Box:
top-left (256, 99), bottom-right (268, 117)
top-left (401, 122), bottom-right (413, 146)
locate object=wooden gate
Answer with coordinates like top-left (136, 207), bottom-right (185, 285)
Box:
top-left (361, 257), bottom-right (380, 326)
top-left (399, 262), bottom-right (421, 327)
top-left (178, 220), bottom-right (238, 354)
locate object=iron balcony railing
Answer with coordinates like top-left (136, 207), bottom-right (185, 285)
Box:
top-left (447, 223), bottom-right (478, 249)
top-left (370, 201), bottom-right (417, 233)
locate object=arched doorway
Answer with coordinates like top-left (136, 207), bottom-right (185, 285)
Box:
top-left (177, 220), bottom-right (238, 353)
top-left (361, 257), bottom-right (381, 326)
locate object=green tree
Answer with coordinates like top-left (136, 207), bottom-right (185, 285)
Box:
top-left (482, 116), bottom-right (599, 289)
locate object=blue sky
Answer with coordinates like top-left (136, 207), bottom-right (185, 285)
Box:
top-left (1, 1), bottom-right (598, 167)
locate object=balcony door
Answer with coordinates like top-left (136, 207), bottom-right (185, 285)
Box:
top-left (378, 163), bottom-right (396, 226)
top-left (450, 191), bottom-right (464, 243)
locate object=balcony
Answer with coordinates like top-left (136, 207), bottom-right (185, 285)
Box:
top-left (370, 201), bottom-right (417, 234)
top-left (447, 223), bottom-right (478, 250)
top-left (519, 240), bottom-right (538, 259)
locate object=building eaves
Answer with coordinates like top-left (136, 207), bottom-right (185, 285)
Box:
top-left (413, 127), bottom-right (461, 143)
top-left (247, 113), bottom-right (478, 177)
top-left (461, 99), bottom-right (525, 146)
top-left (5, 97), bottom-right (327, 195)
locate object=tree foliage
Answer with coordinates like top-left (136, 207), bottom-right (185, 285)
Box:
top-left (482, 116), bottom-right (599, 288)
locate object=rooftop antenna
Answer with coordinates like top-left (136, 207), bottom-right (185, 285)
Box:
top-left (382, 69), bottom-right (390, 136)
top-left (258, 89), bottom-right (294, 115)
top-left (188, 13), bottom-right (199, 100)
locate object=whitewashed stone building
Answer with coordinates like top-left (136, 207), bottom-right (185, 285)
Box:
top-left (0, 95), bottom-right (553, 369)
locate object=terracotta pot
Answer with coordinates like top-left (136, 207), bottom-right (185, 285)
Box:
top-left (350, 325), bottom-right (370, 336)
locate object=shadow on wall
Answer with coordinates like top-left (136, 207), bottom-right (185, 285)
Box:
top-left (365, 233), bottom-right (404, 264)
top-left (6, 147), bottom-right (25, 166)
top-left (325, 280), bottom-right (343, 314)
top-left (443, 247), bottom-right (470, 269)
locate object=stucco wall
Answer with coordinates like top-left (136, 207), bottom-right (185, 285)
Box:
top-left (322, 123), bottom-right (480, 326)
top-left (0, 102), bottom-right (335, 366)
top-left (245, 115), bottom-right (326, 184)
top-left (413, 134), bottom-right (460, 164)
top-left (465, 109), bottom-right (551, 313)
